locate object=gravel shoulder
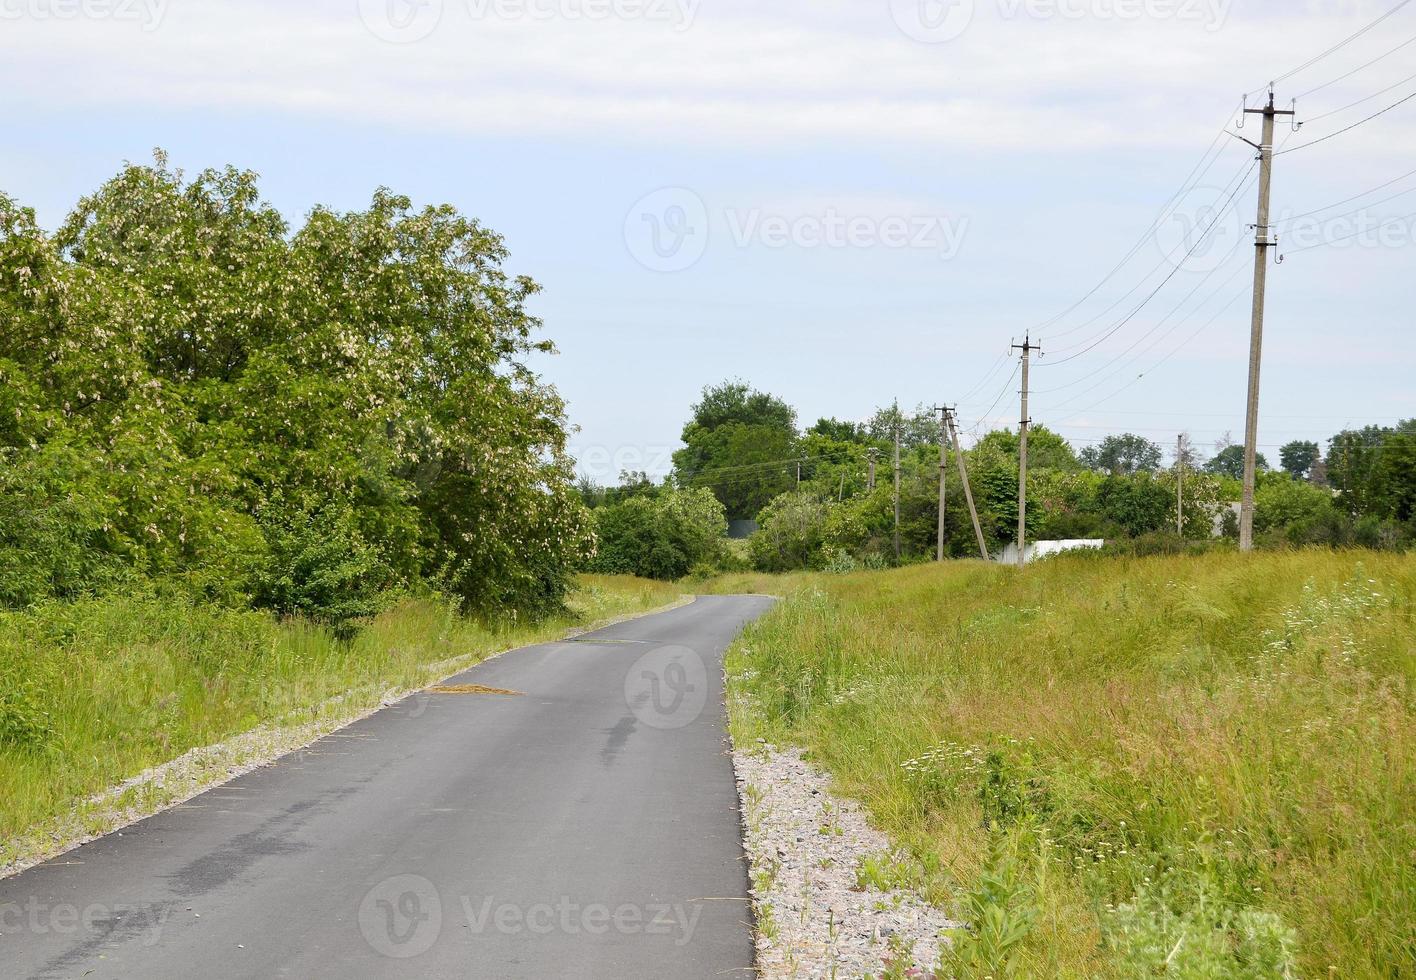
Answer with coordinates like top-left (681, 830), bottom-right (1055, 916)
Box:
top-left (734, 744), bottom-right (963, 979)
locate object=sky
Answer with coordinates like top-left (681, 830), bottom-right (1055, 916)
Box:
top-left (2, 0), bottom-right (1413, 482)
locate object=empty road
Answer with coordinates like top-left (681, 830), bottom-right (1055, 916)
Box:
top-left (0, 595), bottom-right (775, 979)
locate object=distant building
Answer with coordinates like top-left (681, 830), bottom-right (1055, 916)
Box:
top-left (997, 539), bottom-right (1105, 564)
top-left (728, 520), bottom-right (759, 540)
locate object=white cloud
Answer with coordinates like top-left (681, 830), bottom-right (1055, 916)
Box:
top-left (3, 0), bottom-right (1414, 155)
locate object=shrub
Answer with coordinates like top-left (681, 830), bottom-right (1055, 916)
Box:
top-left (589, 487), bottom-right (727, 581)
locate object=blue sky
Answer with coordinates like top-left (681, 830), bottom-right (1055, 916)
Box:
top-left (2, 0), bottom-right (1412, 481)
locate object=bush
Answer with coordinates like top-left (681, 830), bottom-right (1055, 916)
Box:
top-left (589, 487), bottom-right (727, 581)
top-left (750, 492), bottom-right (833, 572)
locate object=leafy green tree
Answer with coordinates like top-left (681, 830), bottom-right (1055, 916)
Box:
top-left (1279, 440), bottom-right (1320, 481)
top-left (1327, 426), bottom-right (1389, 519)
top-left (589, 487), bottom-right (726, 580)
top-left (973, 425), bottom-right (1081, 472)
top-left (0, 156), bottom-right (592, 622)
top-left (1078, 433), bottom-right (1163, 475)
top-left (866, 403), bottom-right (941, 450)
top-left (672, 381), bottom-right (799, 521)
top-left (1205, 446), bottom-right (1268, 480)
top-left (807, 417), bottom-right (866, 443)
top-left (750, 492), bottom-right (834, 572)
top-left (1095, 473), bottom-right (1173, 537)
top-left (1254, 474), bottom-right (1336, 542)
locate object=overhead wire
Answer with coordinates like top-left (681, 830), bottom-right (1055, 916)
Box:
top-left (1040, 159), bottom-right (1259, 368)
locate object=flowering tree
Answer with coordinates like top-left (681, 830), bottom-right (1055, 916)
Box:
top-left (0, 155), bottom-right (590, 621)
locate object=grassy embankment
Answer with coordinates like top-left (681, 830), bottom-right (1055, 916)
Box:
top-left (0, 575), bottom-right (681, 871)
top-left (707, 552), bottom-right (1414, 978)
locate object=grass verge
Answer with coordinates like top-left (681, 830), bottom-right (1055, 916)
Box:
top-left (706, 551), bottom-right (1414, 978)
top-left (0, 574), bottom-right (682, 874)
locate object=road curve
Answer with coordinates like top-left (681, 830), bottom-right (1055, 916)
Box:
top-left (0, 594), bottom-right (775, 979)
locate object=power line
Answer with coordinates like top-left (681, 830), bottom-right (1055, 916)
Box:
top-left (1254, 0), bottom-right (1415, 94)
top-left (1030, 121), bottom-right (1244, 343)
top-left (1281, 208), bottom-right (1416, 255)
top-left (1296, 30), bottom-right (1416, 100)
top-left (1043, 153), bottom-right (1256, 355)
top-left (1278, 88), bottom-right (1416, 155)
top-left (1041, 160), bottom-right (1259, 368)
top-left (1275, 163), bottom-right (1416, 225)
top-left (1039, 259), bottom-right (1249, 406)
top-left (1047, 282), bottom-right (1252, 428)
top-left (1305, 68), bottom-right (1416, 124)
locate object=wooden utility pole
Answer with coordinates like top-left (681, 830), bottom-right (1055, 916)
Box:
top-left (934, 405), bottom-right (948, 561)
top-left (1238, 91), bottom-right (1294, 553)
top-left (944, 407), bottom-right (990, 560)
top-left (1012, 336), bottom-right (1040, 568)
top-left (893, 407), bottom-right (902, 564)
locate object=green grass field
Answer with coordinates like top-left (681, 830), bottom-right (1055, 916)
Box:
top-left (0, 575), bottom-right (680, 870)
top-left (708, 551), bottom-right (1415, 978)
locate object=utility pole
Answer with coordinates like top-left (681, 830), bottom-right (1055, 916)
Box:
top-left (1012, 336), bottom-right (1040, 568)
top-left (1176, 434), bottom-right (1185, 535)
top-left (935, 405), bottom-right (948, 562)
top-left (1238, 90), bottom-right (1295, 553)
top-left (867, 449), bottom-right (879, 491)
top-left (893, 407), bottom-right (902, 564)
top-left (944, 407), bottom-right (990, 560)
top-left (796, 460), bottom-right (801, 486)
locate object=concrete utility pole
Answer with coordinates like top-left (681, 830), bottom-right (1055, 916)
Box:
top-left (1177, 434), bottom-right (1185, 535)
top-left (1238, 91), bottom-right (1294, 553)
top-left (1012, 336), bottom-right (1040, 568)
top-left (944, 407), bottom-right (990, 560)
top-left (935, 405), bottom-right (948, 562)
top-left (867, 449), bottom-right (879, 491)
top-left (893, 407), bottom-right (902, 564)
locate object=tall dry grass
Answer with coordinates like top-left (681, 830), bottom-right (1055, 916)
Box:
top-left (711, 551), bottom-right (1414, 978)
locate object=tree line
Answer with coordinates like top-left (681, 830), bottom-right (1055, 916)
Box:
top-left (0, 156), bottom-right (592, 626)
top-left (580, 380), bottom-right (1416, 577)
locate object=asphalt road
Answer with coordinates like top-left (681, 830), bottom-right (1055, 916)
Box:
top-left (0, 594), bottom-right (775, 979)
